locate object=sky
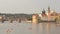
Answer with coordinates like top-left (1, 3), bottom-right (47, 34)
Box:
top-left (0, 0), bottom-right (59, 14)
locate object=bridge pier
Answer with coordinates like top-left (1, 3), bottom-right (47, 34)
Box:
top-left (9, 19), bottom-right (13, 23)
top-left (16, 18), bottom-right (21, 23)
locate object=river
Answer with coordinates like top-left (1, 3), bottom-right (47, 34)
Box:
top-left (0, 21), bottom-right (60, 34)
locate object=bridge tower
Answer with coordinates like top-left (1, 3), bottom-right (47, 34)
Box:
top-left (32, 14), bottom-right (38, 23)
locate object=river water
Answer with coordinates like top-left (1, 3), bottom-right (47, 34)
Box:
top-left (0, 21), bottom-right (60, 34)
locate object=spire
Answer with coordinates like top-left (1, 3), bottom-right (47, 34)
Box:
top-left (42, 8), bottom-right (46, 14)
top-left (43, 9), bottom-right (45, 11)
top-left (48, 6), bottom-right (50, 13)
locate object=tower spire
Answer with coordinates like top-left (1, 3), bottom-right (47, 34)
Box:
top-left (42, 8), bottom-right (46, 14)
top-left (48, 6), bottom-right (50, 13)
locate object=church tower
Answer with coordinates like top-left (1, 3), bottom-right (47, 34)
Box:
top-left (48, 6), bottom-right (50, 13)
top-left (42, 9), bottom-right (46, 14)
top-left (42, 9), bottom-right (47, 16)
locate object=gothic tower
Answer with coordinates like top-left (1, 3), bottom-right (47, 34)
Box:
top-left (48, 6), bottom-right (50, 13)
top-left (42, 9), bottom-right (46, 14)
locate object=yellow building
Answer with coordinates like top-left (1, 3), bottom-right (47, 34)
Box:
top-left (32, 14), bottom-right (38, 23)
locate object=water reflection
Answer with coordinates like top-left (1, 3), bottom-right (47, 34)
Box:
top-left (38, 23), bottom-right (51, 34)
top-left (32, 23), bottom-right (38, 34)
top-left (55, 23), bottom-right (60, 27)
top-left (46, 23), bottom-right (50, 34)
top-left (38, 23), bottom-right (43, 34)
top-left (0, 22), bottom-right (60, 34)
top-left (32, 22), bottom-right (60, 34)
